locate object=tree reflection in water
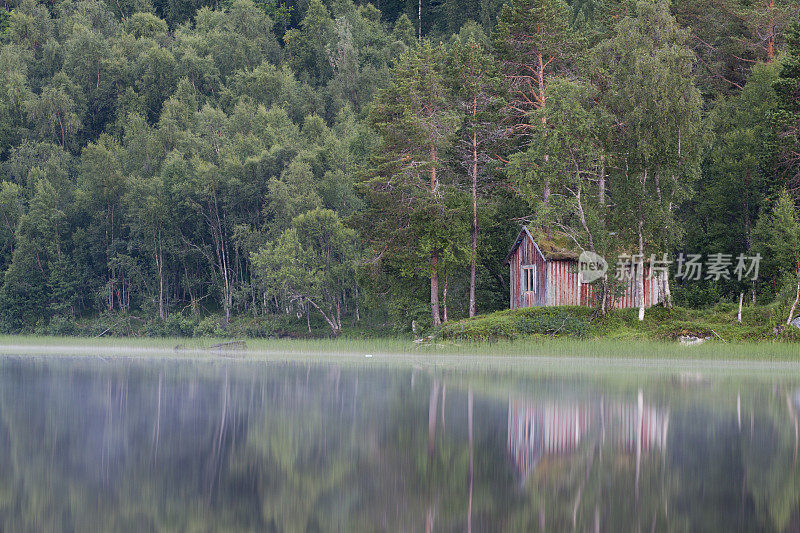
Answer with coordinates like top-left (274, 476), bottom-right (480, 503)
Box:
top-left (0, 357), bottom-right (799, 531)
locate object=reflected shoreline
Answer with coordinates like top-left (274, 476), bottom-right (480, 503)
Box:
top-left (1, 357), bottom-right (799, 531)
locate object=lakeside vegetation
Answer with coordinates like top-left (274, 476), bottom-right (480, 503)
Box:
top-left (1, 319), bottom-right (799, 362)
top-left (439, 304), bottom-right (800, 342)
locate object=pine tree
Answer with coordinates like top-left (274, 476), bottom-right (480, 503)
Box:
top-left (361, 42), bottom-right (461, 327)
top-left (494, 0), bottom-right (578, 204)
top-left (773, 21), bottom-right (800, 196)
top-left (449, 35), bottom-right (503, 317)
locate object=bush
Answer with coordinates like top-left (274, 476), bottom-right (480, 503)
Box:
top-left (193, 315), bottom-right (228, 337)
top-left (141, 313), bottom-right (199, 337)
top-left (34, 315), bottom-right (79, 336)
top-left (439, 306), bottom-right (593, 341)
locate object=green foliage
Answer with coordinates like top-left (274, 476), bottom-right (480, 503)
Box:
top-left (592, 0), bottom-right (703, 251)
top-left (753, 191), bottom-right (800, 292)
top-left (441, 303), bottom-right (800, 343)
top-left (252, 208), bottom-right (359, 335)
top-left (0, 9), bottom-right (9, 36)
top-left (440, 306), bottom-right (594, 341)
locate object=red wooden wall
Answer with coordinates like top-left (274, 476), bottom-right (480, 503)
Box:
top-left (507, 232), bottom-right (665, 309)
top-left (508, 235), bottom-right (547, 308)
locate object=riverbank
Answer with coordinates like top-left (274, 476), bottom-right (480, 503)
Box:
top-left (0, 333), bottom-right (797, 362)
top-left (439, 304), bottom-right (800, 343)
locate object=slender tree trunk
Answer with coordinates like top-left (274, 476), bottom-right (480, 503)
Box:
top-left (354, 284), bottom-right (360, 322)
top-left (442, 274), bottom-right (448, 323)
top-left (306, 297), bottom-right (341, 337)
top-left (738, 292), bottom-right (744, 323)
top-left (788, 267), bottom-right (800, 325)
top-left (767, 0), bottom-right (776, 61)
top-left (418, 0), bottom-right (422, 41)
top-left (155, 228), bottom-right (165, 320)
top-left (600, 274), bottom-right (609, 316)
top-left (637, 215), bottom-right (645, 321)
top-left (209, 193), bottom-right (232, 326)
top-left (469, 99), bottom-right (478, 318)
top-left (599, 154), bottom-right (606, 206)
top-left (661, 269), bottom-right (673, 309)
top-left (431, 255), bottom-right (441, 327)
top-left (430, 143), bottom-right (441, 327)
top-left (537, 52), bottom-right (550, 205)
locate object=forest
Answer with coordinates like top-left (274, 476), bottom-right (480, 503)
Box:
top-left (0, 0), bottom-right (798, 337)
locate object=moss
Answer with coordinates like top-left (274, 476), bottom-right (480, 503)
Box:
top-left (440, 304), bottom-right (800, 344)
top-left (439, 306), bottom-right (594, 341)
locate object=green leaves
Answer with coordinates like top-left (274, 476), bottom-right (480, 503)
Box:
top-left (252, 208), bottom-right (359, 335)
top-left (753, 191), bottom-right (800, 281)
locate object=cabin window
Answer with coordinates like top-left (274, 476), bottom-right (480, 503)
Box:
top-left (521, 265), bottom-right (536, 292)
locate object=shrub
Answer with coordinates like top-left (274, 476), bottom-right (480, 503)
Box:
top-left (439, 306), bottom-right (592, 341)
top-left (193, 316), bottom-right (228, 337)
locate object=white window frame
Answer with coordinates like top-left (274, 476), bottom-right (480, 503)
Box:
top-left (521, 265), bottom-right (537, 293)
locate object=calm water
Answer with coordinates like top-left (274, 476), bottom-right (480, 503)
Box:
top-left (2, 356), bottom-right (800, 531)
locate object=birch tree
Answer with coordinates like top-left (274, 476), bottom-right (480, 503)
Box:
top-left (592, 0), bottom-right (703, 320)
top-left (507, 79), bottom-right (614, 312)
top-left (753, 191), bottom-right (800, 324)
top-left (251, 208), bottom-right (359, 336)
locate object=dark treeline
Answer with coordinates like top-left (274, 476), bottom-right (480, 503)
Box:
top-left (0, 0), bottom-right (798, 335)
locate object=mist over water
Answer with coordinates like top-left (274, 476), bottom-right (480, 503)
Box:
top-left (1, 356), bottom-right (799, 531)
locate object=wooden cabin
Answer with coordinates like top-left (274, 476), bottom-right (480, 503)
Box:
top-left (502, 227), bottom-right (664, 309)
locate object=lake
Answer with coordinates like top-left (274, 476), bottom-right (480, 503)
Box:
top-left (1, 354), bottom-right (799, 531)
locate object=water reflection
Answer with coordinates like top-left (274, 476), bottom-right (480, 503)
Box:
top-left (0, 357), bottom-right (799, 531)
top-left (508, 394), bottom-right (669, 481)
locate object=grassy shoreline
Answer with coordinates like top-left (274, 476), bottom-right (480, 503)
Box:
top-left (0, 334), bottom-right (797, 362)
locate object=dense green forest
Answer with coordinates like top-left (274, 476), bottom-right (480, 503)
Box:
top-left (0, 0), bottom-right (798, 336)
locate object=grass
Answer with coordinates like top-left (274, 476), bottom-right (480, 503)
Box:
top-left (0, 331), bottom-right (798, 362)
top-left (0, 303), bottom-right (797, 367)
top-left (438, 303), bottom-right (800, 343)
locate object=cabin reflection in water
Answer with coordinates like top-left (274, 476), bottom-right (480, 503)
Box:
top-left (507, 393), bottom-right (669, 480)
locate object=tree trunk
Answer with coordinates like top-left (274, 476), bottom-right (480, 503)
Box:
top-left (767, 0), bottom-right (776, 61)
top-left (155, 229), bottom-right (166, 320)
top-left (599, 154), bottom-right (605, 206)
top-left (469, 103), bottom-right (478, 318)
top-left (788, 271), bottom-right (800, 326)
top-left (418, 0), bottom-right (421, 41)
top-left (600, 274), bottom-right (609, 316)
top-left (431, 254), bottom-right (441, 327)
top-left (430, 143), bottom-right (441, 327)
top-left (442, 274), bottom-right (448, 323)
top-left (662, 270), bottom-right (672, 309)
top-left (537, 52), bottom-right (550, 206)
top-left (306, 297), bottom-right (341, 337)
top-left (738, 292), bottom-right (744, 323)
top-left (637, 215), bottom-right (645, 321)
